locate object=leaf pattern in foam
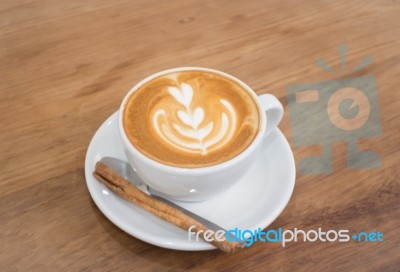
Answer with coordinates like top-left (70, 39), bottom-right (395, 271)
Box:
top-left (180, 83), bottom-right (193, 107)
top-left (168, 86), bottom-right (186, 105)
top-left (193, 107), bottom-right (204, 128)
top-left (177, 111), bottom-right (192, 126)
top-left (198, 122), bottom-right (213, 140)
top-left (154, 81), bottom-right (235, 154)
top-left (168, 83), bottom-right (194, 108)
top-left (172, 124), bottom-right (196, 139)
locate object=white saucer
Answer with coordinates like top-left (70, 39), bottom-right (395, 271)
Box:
top-left (85, 112), bottom-right (296, 251)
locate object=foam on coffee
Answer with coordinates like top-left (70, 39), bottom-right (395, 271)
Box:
top-left (123, 70), bottom-right (260, 167)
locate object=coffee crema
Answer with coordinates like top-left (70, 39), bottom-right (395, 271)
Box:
top-left (123, 71), bottom-right (260, 167)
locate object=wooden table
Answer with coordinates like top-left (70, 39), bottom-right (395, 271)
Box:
top-left (1, 1), bottom-right (399, 271)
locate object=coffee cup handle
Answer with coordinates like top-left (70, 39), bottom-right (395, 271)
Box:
top-left (258, 94), bottom-right (284, 136)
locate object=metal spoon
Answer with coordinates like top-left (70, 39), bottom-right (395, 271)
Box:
top-left (100, 157), bottom-right (246, 248)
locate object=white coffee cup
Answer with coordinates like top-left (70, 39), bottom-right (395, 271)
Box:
top-left (118, 67), bottom-right (283, 202)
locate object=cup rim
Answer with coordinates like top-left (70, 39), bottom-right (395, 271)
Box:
top-left (118, 67), bottom-right (267, 173)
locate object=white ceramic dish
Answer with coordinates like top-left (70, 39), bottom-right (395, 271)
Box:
top-left (85, 111), bottom-right (295, 251)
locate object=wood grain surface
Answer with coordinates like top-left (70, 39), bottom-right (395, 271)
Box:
top-left (1, 0), bottom-right (399, 271)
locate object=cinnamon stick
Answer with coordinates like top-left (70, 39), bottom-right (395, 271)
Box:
top-left (93, 162), bottom-right (243, 254)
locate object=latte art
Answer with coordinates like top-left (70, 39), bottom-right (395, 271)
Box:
top-left (153, 82), bottom-right (236, 154)
top-left (123, 70), bottom-right (260, 168)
